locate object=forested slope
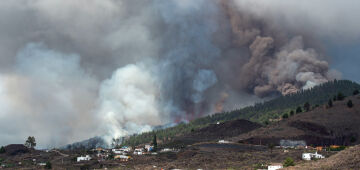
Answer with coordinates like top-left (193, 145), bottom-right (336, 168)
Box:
top-left (122, 80), bottom-right (360, 146)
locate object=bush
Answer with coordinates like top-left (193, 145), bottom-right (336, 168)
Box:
top-left (304, 102), bottom-right (311, 112)
top-left (282, 113), bottom-right (289, 119)
top-left (296, 106), bottom-right (302, 113)
top-left (289, 110), bottom-right (294, 116)
top-left (337, 92), bottom-right (345, 101)
top-left (350, 136), bottom-right (357, 143)
top-left (347, 100), bottom-right (353, 108)
top-left (283, 157), bottom-right (295, 167)
top-left (45, 161), bottom-right (52, 169)
top-left (0, 146), bottom-right (5, 154)
top-left (353, 90), bottom-right (359, 95)
top-left (328, 99), bottom-right (333, 107)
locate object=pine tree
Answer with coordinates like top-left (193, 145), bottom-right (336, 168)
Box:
top-left (347, 100), bottom-right (353, 108)
top-left (304, 102), bottom-right (311, 112)
top-left (337, 92), bottom-right (345, 101)
top-left (353, 90), bottom-right (359, 95)
top-left (328, 99), bottom-right (333, 107)
top-left (284, 157), bottom-right (295, 167)
top-left (296, 106), bottom-right (302, 113)
top-left (152, 134), bottom-right (157, 152)
top-left (25, 136), bottom-right (36, 149)
top-left (289, 110), bottom-right (294, 116)
top-left (282, 113), bottom-right (289, 119)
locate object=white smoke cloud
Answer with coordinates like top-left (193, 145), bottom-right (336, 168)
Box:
top-left (96, 64), bottom-right (165, 144)
top-left (0, 43), bottom-right (99, 148)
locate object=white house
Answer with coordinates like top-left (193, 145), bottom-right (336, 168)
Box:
top-left (312, 152), bottom-right (325, 159)
top-left (302, 152), bottom-right (325, 161)
top-left (112, 149), bottom-right (125, 155)
top-left (77, 155), bottom-right (91, 162)
top-left (218, 140), bottom-right (230, 144)
top-left (133, 148), bottom-right (144, 155)
top-left (302, 153), bottom-right (312, 161)
top-left (268, 163), bottom-right (283, 170)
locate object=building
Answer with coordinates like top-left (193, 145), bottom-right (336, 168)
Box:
top-left (218, 140), bottom-right (230, 144)
top-left (312, 152), bottom-right (325, 159)
top-left (122, 146), bottom-right (132, 152)
top-left (268, 163), bottom-right (283, 170)
top-left (112, 149), bottom-right (124, 155)
top-left (302, 153), bottom-right (312, 161)
top-left (302, 152), bottom-right (325, 161)
top-left (316, 146), bottom-right (323, 151)
top-left (133, 148), bottom-right (144, 155)
top-left (77, 155), bottom-right (91, 162)
top-left (145, 144), bottom-right (153, 152)
top-left (114, 155), bottom-right (130, 161)
top-left (280, 140), bottom-right (306, 148)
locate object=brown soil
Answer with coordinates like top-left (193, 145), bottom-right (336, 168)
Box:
top-left (231, 96), bottom-right (360, 146)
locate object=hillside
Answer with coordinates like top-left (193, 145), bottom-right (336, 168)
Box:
top-left (286, 144), bottom-right (360, 170)
top-left (163, 119), bottom-right (262, 148)
top-left (122, 80), bottom-right (360, 147)
top-left (231, 95), bottom-right (360, 146)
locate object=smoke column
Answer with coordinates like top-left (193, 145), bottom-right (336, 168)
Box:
top-left (0, 0), bottom-right (356, 147)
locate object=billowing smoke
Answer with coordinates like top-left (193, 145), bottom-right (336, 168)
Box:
top-left (96, 64), bottom-right (165, 143)
top-left (0, 0), bottom-right (356, 147)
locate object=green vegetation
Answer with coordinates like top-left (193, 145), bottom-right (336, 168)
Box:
top-left (296, 106), bottom-right (302, 113)
top-left (152, 134), bottom-right (158, 152)
top-left (45, 161), bottom-right (52, 169)
top-left (304, 102), bottom-right (311, 112)
top-left (328, 99), bottom-right (333, 107)
top-left (282, 113), bottom-right (289, 119)
top-left (25, 136), bottom-right (36, 149)
top-left (328, 146), bottom-right (346, 151)
top-left (337, 92), bottom-right (345, 101)
top-left (122, 80), bottom-right (360, 146)
top-left (0, 146), bottom-right (5, 153)
top-left (268, 143), bottom-right (275, 153)
top-left (353, 89), bottom-right (359, 95)
top-left (347, 100), bottom-right (353, 108)
top-left (283, 157), bottom-right (295, 167)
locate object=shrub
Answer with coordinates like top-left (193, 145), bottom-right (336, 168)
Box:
top-left (283, 157), bottom-right (295, 167)
top-left (353, 90), bottom-right (359, 95)
top-left (296, 106), bottom-right (302, 113)
top-left (0, 146), bottom-right (5, 154)
top-left (350, 136), bottom-right (357, 143)
top-left (328, 99), bottom-right (333, 107)
top-left (289, 110), bottom-right (294, 116)
top-left (304, 102), bottom-right (311, 112)
top-left (337, 92), bottom-right (345, 101)
top-left (282, 113), bottom-right (289, 119)
top-left (45, 161), bottom-right (52, 169)
top-left (347, 100), bottom-right (353, 108)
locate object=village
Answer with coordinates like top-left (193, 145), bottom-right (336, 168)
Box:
top-left (0, 135), bottom-right (351, 170)
top-left (69, 139), bottom-right (344, 170)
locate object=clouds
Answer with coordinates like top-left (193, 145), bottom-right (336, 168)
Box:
top-left (0, 43), bottom-right (99, 148)
top-left (0, 0), bottom-right (356, 148)
top-left (232, 0), bottom-right (360, 41)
